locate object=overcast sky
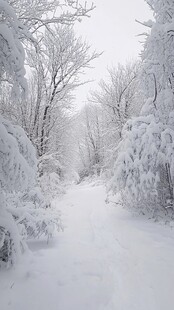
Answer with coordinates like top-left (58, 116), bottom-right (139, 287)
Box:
top-left (74, 0), bottom-right (153, 107)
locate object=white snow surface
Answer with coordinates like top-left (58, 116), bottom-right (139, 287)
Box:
top-left (1, 184), bottom-right (174, 310)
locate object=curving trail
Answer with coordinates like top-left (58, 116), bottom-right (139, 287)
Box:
top-left (1, 184), bottom-right (174, 310)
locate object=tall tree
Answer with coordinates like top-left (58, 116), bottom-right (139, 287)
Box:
top-left (110, 0), bottom-right (174, 217)
top-left (0, 2), bottom-right (99, 180)
top-left (0, 0), bottom-right (60, 267)
top-left (0, 0), bottom-right (34, 266)
top-left (19, 25), bottom-right (98, 177)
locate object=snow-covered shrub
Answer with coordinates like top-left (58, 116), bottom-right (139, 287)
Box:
top-left (110, 99), bottom-right (174, 218)
top-left (0, 116), bottom-right (37, 266)
top-left (0, 192), bottom-right (23, 268)
top-left (0, 116), bottom-right (62, 267)
top-left (6, 187), bottom-right (62, 239)
top-left (0, 115), bottom-right (37, 191)
top-left (39, 172), bottom-right (66, 200)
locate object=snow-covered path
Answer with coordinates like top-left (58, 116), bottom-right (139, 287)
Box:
top-left (1, 184), bottom-right (174, 310)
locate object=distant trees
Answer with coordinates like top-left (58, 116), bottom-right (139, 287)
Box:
top-left (92, 62), bottom-right (141, 173)
top-left (109, 0), bottom-right (174, 218)
top-left (77, 103), bottom-right (104, 179)
top-left (76, 61), bottom-right (141, 181)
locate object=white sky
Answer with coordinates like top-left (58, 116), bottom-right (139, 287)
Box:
top-left (74, 0), bottom-right (153, 107)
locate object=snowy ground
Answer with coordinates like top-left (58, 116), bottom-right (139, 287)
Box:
top-left (1, 184), bottom-right (174, 310)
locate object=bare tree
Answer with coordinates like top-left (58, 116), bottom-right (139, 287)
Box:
top-left (11, 0), bottom-right (95, 33)
top-left (2, 24), bottom-right (99, 176)
top-left (37, 26), bottom-right (99, 158)
top-left (91, 61), bottom-right (141, 140)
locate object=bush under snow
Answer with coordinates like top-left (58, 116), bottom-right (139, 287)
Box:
top-left (0, 117), bottom-right (62, 268)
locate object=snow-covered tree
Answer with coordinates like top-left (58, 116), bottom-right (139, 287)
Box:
top-left (110, 0), bottom-right (174, 218)
top-left (0, 0), bottom-right (28, 95)
top-left (13, 0), bottom-right (95, 32)
top-left (0, 0), bottom-right (29, 267)
top-left (0, 0), bottom-right (61, 268)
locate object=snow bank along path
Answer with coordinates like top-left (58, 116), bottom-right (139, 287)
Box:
top-left (1, 184), bottom-right (174, 310)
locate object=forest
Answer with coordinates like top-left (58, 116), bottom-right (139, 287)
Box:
top-left (1, 1), bottom-right (174, 309)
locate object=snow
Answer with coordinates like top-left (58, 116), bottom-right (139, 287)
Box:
top-left (1, 184), bottom-right (174, 310)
